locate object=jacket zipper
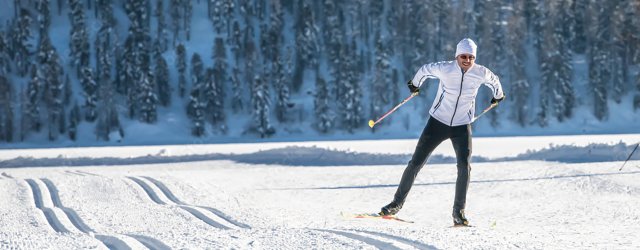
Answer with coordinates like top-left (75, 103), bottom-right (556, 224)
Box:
top-left (433, 91), bottom-right (445, 113)
top-left (450, 70), bottom-right (465, 126)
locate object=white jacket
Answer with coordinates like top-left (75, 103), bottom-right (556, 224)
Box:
top-left (411, 61), bottom-right (504, 126)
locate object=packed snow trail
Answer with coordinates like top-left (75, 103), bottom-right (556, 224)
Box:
top-left (1, 137), bottom-right (640, 248)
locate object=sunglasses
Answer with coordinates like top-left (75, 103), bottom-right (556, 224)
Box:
top-left (459, 55), bottom-right (475, 60)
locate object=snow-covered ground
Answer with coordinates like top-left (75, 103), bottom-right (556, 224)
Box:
top-left (1, 135), bottom-right (640, 249)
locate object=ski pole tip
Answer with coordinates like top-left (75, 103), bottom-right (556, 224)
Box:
top-left (368, 120), bottom-right (375, 128)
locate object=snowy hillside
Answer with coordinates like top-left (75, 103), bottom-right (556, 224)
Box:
top-left (1, 135), bottom-right (640, 249)
top-left (0, 0), bottom-right (639, 148)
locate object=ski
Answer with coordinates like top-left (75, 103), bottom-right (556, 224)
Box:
top-left (449, 224), bottom-right (474, 228)
top-left (341, 212), bottom-right (414, 223)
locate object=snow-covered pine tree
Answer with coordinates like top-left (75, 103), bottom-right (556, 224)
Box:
top-left (190, 52), bottom-right (203, 87)
top-left (541, 1), bottom-right (574, 123)
top-left (250, 75), bottom-right (274, 138)
top-left (94, 58), bottom-right (120, 142)
top-left (273, 54), bottom-right (290, 123)
top-left (26, 65), bottom-right (42, 132)
top-left (64, 74), bottom-right (71, 105)
top-left (630, 1), bottom-right (640, 110)
top-left (96, 0), bottom-right (114, 27)
top-left (68, 102), bottom-right (80, 140)
top-left (176, 43), bottom-right (186, 97)
top-left (204, 68), bottom-right (226, 133)
top-left (313, 75), bottom-right (333, 133)
top-left (554, 0), bottom-right (575, 121)
top-left (138, 71), bottom-right (157, 123)
top-left (11, 8), bottom-right (33, 77)
top-left (508, 0), bottom-right (530, 127)
top-left (184, 0), bottom-right (192, 40)
top-left (262, 1), bottom-right (283, 63)
top-left (38, 37), bottom-right (64, 140)
top-left (293, 0), bottom-right (319, 91)
top-left (571, 0), bottom-right (588, 54)
top-left (0, 31), bottom-right (10, 75)
top-left (0, 76), bottom-right (12, 142)
top-left (155, 55), bottom-right (170, 106)
top-left (525, 0), bottom-right (545, 62)
top-left (485, 1), bottom-right (510, 127)
top-left (212, 38), bottom-right (227, 89)
top-left (635, 73), bottom-right (640, 111)
top-left (186, 73), bottom-right (206, 137)
top-left (68, 0), bottom-right (90, 76)
top-left (242, 24), bottom-right (257, 87)
top-left (396, 1), bottom-right (413, 79)
top-left (407, 1), bottom-right (428, 67)
top-left (35, 0), bottom-right (51, 34)
top-left (80, 66), bottom-right (97, 122)
top-left (170, 0), bottom-right (182, 44)
top-left (431, 0), bottom-right (453, 61)
top-left (589, 2), bottom-right (611, 121)
top-left (95, 25), bottom-right (115, 96)
top-left (154, 0), bottom-right (168, 53)
top-left (229, 21), bottom-right (242, 61)
top-left (322, 0), bottom-right (342, 70)
top-left (370, 30), bottom-right (391, 128)
top-left (230, 67), bottom-right (243, 113)
top-left (339, 41), bottom-right (363, 133)
top-left (610, 4), bottom-right (625, 104)
top-left (208, 0), bottom-right (225, 33)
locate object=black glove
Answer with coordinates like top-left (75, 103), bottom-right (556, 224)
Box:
top-left (491, 95), bottom-right (505, 105)
top-left (407, 80), bottom-right (419, 94)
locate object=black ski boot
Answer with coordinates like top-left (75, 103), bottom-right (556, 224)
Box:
top-left (379, 201), bottom-right (402, 216)
top-left (452, 208), bottom-right (469, 226)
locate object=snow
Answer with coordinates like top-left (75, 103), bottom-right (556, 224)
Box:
top-left (1, 135), bottom-right (640, 249)
top-left (2, 1), bottom-right (640, 249)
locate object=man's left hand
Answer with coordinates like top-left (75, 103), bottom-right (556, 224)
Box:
top-left (491, 95), bottom-right (505, 105)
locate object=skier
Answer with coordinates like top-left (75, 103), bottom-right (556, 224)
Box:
top-left (380, 38), bottom-right (505, 226)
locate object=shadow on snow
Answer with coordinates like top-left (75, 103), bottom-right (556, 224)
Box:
top-left (0, 143), bottom-right (638, 168)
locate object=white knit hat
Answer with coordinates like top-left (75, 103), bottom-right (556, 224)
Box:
top-left (455, 38), bottom-right (477, 58)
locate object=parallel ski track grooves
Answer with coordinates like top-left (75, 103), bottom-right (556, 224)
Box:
top-left (94, 235), bottom-right (132, 250)
top-left (40, 178), bottom-right (95, 234)
top-left (315, 229), bottom-right (403, 250)
top-left (141, 176), bottom-right (251, 229)
top-left (128, 176), bottom-right (248, 230)
top-left (355, 230), bottom-right (438, 250)
top-left (126, 177), bottom-right (166, 205)
top-left (36, 178), bottom-right (164, 250)
top-left (25, 179), bottom-right (70, 233)
top-left (126, 234), bottom-right (171, 250)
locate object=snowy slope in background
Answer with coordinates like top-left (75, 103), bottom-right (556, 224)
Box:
top-left (1, 1), bottom-right (639, 149)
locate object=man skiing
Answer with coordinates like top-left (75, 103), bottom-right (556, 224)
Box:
top-left (380, 38), bottom-right (505, 226)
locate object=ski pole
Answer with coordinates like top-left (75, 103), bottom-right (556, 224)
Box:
top-left (619, 142), bottom-right (639, 171)
top-left (368, 92), bottom-right (419, 128)
top-left (471, 102), bottom-right (498, 123)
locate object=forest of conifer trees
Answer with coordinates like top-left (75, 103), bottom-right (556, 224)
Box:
top-left (0, 0), bottom-right (638, 143)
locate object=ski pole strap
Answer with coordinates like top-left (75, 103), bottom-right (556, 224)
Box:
top-left (369, 92), bottom-right (418, 128)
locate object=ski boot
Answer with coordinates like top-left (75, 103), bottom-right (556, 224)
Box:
top-left (379, 201), bottom-right (402, 216)
top-left (452, 208), bottom-right (470, 226)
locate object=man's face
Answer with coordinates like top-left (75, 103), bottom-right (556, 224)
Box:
top-left (456, 54), bottom-right (475, 72)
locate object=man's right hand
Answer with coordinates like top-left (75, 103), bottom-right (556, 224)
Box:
top-left (407, 81), bottom-right (419, 94)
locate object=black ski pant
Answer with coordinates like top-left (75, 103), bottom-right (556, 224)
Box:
top-left (392, 117), bottom-right (472, 211)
